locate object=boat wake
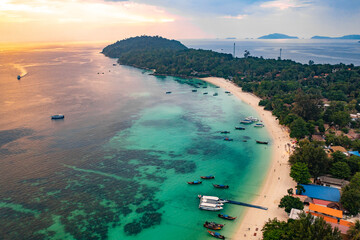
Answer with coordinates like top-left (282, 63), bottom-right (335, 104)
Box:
top-left (13, 64), bottom-right (28, 78)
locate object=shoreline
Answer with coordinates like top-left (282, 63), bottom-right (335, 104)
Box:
top-left (200, 77), bottom-right (296, 239)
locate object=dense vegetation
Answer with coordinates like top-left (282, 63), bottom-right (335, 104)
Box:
top-left (102, 35), bottom-right (187, 58)
top-left (262, 213), bottom-right (342, 240)
top-left (341, 172), bottom-right (360, 215)
top-left (103, 35), bottom-right (360, 216)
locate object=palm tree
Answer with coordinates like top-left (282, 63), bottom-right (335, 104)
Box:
top-left (347, 220), bottom-right (360, 240)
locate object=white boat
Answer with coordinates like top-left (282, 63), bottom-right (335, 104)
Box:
top-left (240, 119), bottom-right (252, 124)
top-left (254, 123), bottom-right (264, 128)
top-left (200, 195), bottom-right (228, 203)
top-left (201, 199), bottom-right (224, 206)
top-left (245, 116), bottom-right (259, 122)
top-left (199, 202), bottom-right (223, 211)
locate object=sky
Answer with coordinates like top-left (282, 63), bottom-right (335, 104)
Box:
top-left (0, 0), bottom-right (359, 42)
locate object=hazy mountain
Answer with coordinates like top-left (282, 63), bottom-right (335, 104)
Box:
top-left (258, 33), bottom-right (298, 39)
top-left (311, 34), bottom-right (360, 39)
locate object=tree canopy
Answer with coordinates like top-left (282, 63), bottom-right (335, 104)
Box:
top-left (262, 213), bottom-right (342, 240)
top-left (289, 139), bottom-right (329, 178)
top-left (341, 172), bottom-right (360, 215)
top-left (290, 162), bottom-right (311, 184)
top-left (278, 195), bottom-right (304, 213)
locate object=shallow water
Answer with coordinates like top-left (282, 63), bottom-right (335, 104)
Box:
top-left (0, 43), bottom-right (271, 240)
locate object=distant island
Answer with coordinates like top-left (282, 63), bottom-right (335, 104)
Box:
top-left (102, 35), bottom-right (187, 58)
top-left (258, 33), bottom-right (298, 39)
top-left (311, 34), bottom-right (360, 39)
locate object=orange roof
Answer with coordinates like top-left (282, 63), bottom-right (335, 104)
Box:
top-left (309, 203), bottom-right (343, 218)
top-left (330, 146), bottom-right (347, 153)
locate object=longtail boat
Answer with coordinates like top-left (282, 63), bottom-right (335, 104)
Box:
top-left (208, 230), bottom-right (225, 239)
top-left (213, 184), bottom-right (229, 189)
top-left (256, 140), bottom-right (268, 144)
top-left (218, 213), bottom-right (236, 220)
top-left (204, 221), bottom-right (224, 230)
top-left (187, 180), bottom-right (202, 185)
top-left (224, 138), bottom-right (233, 141)
top-left (201, 175), bottom-right (215, 179)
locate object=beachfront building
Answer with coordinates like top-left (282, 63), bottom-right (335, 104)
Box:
top-left (289, 208), bottom-right (302, 220)
top-left (299, 184), bottom-right (341, 202)
top-left (315, 176), bottom-right (350, 190)
top-left (308, 203), bottom-right (352, 234)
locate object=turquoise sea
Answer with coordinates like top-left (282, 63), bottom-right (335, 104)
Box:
top-left (0, 43), bottom-right (272, 239)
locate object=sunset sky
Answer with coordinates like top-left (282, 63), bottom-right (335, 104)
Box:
top-left (1, 0), bottom-right (359, 42)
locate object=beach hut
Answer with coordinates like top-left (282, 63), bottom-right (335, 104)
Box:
top-left (316, 176), bottom-right (349, 189)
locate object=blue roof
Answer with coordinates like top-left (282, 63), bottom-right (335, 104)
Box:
top-left (300, 184), bottom-right (340, 202)
top-left (348, 151), bottom-right (360, 157)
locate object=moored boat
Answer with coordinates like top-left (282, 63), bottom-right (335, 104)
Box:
top-left (256, 140), bottom-right (268, 144)
top-left (199, 202), bottom-right (223, 211)
top-left (240, 119), bottom-right (252, 124)
top-left (220, 131), bottom-right (230, 134)
top-left (204, 221), bottom-right (224, 230)
top-left (245, 116), bottom-right (259, 122)
top-left (225, 91), bottom-right (231, 94)
top-left (223, 137), bottom-right (233, 141)
top-left (208, 230), bottom-right (225, 239)
top-left (187, 180), bottom-right (202, 185)
top-left (201, 175), bottom-right (215, 179)
top-left (218, 213), bottom-right (236, 220)
top-left (254, 123), bottom-right (264, 128)
top-left (192, 89), bottom-right (197, 92)
top-left (17, 75), bottom-right (21, 80)
top-left (213, 184), bottom-right (229, 189)
top-left (235, 127), bottom-right (245, 130)
top-left (51, 114), bottom-right (65, 120)
top-left (166, 91), bottom-right (172, 94)
top-left (213, 93), bottom-right (218, 96)
top-left (203, 92), bottom-right (208, 95)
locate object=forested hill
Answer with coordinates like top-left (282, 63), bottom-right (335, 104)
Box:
top-left (102, 36), bottom-right (187, 58)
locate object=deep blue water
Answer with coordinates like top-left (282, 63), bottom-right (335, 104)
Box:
top-left (182, 39), bottom-right (360, 66)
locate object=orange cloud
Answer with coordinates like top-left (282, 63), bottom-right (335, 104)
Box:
top-left (0, 0), bottom-right (192, 42)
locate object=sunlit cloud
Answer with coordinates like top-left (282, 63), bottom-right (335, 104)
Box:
top-left (260, 0), bottom-right (311, 10)
top-left (0, 0), bottom-right (176, 24)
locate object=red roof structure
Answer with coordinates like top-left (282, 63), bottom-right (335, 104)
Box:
top-left (312, 199), bottom-right (333, 206)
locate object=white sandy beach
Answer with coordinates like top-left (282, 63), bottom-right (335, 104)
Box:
top-left (201, 77), bottom-right (296, 240)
